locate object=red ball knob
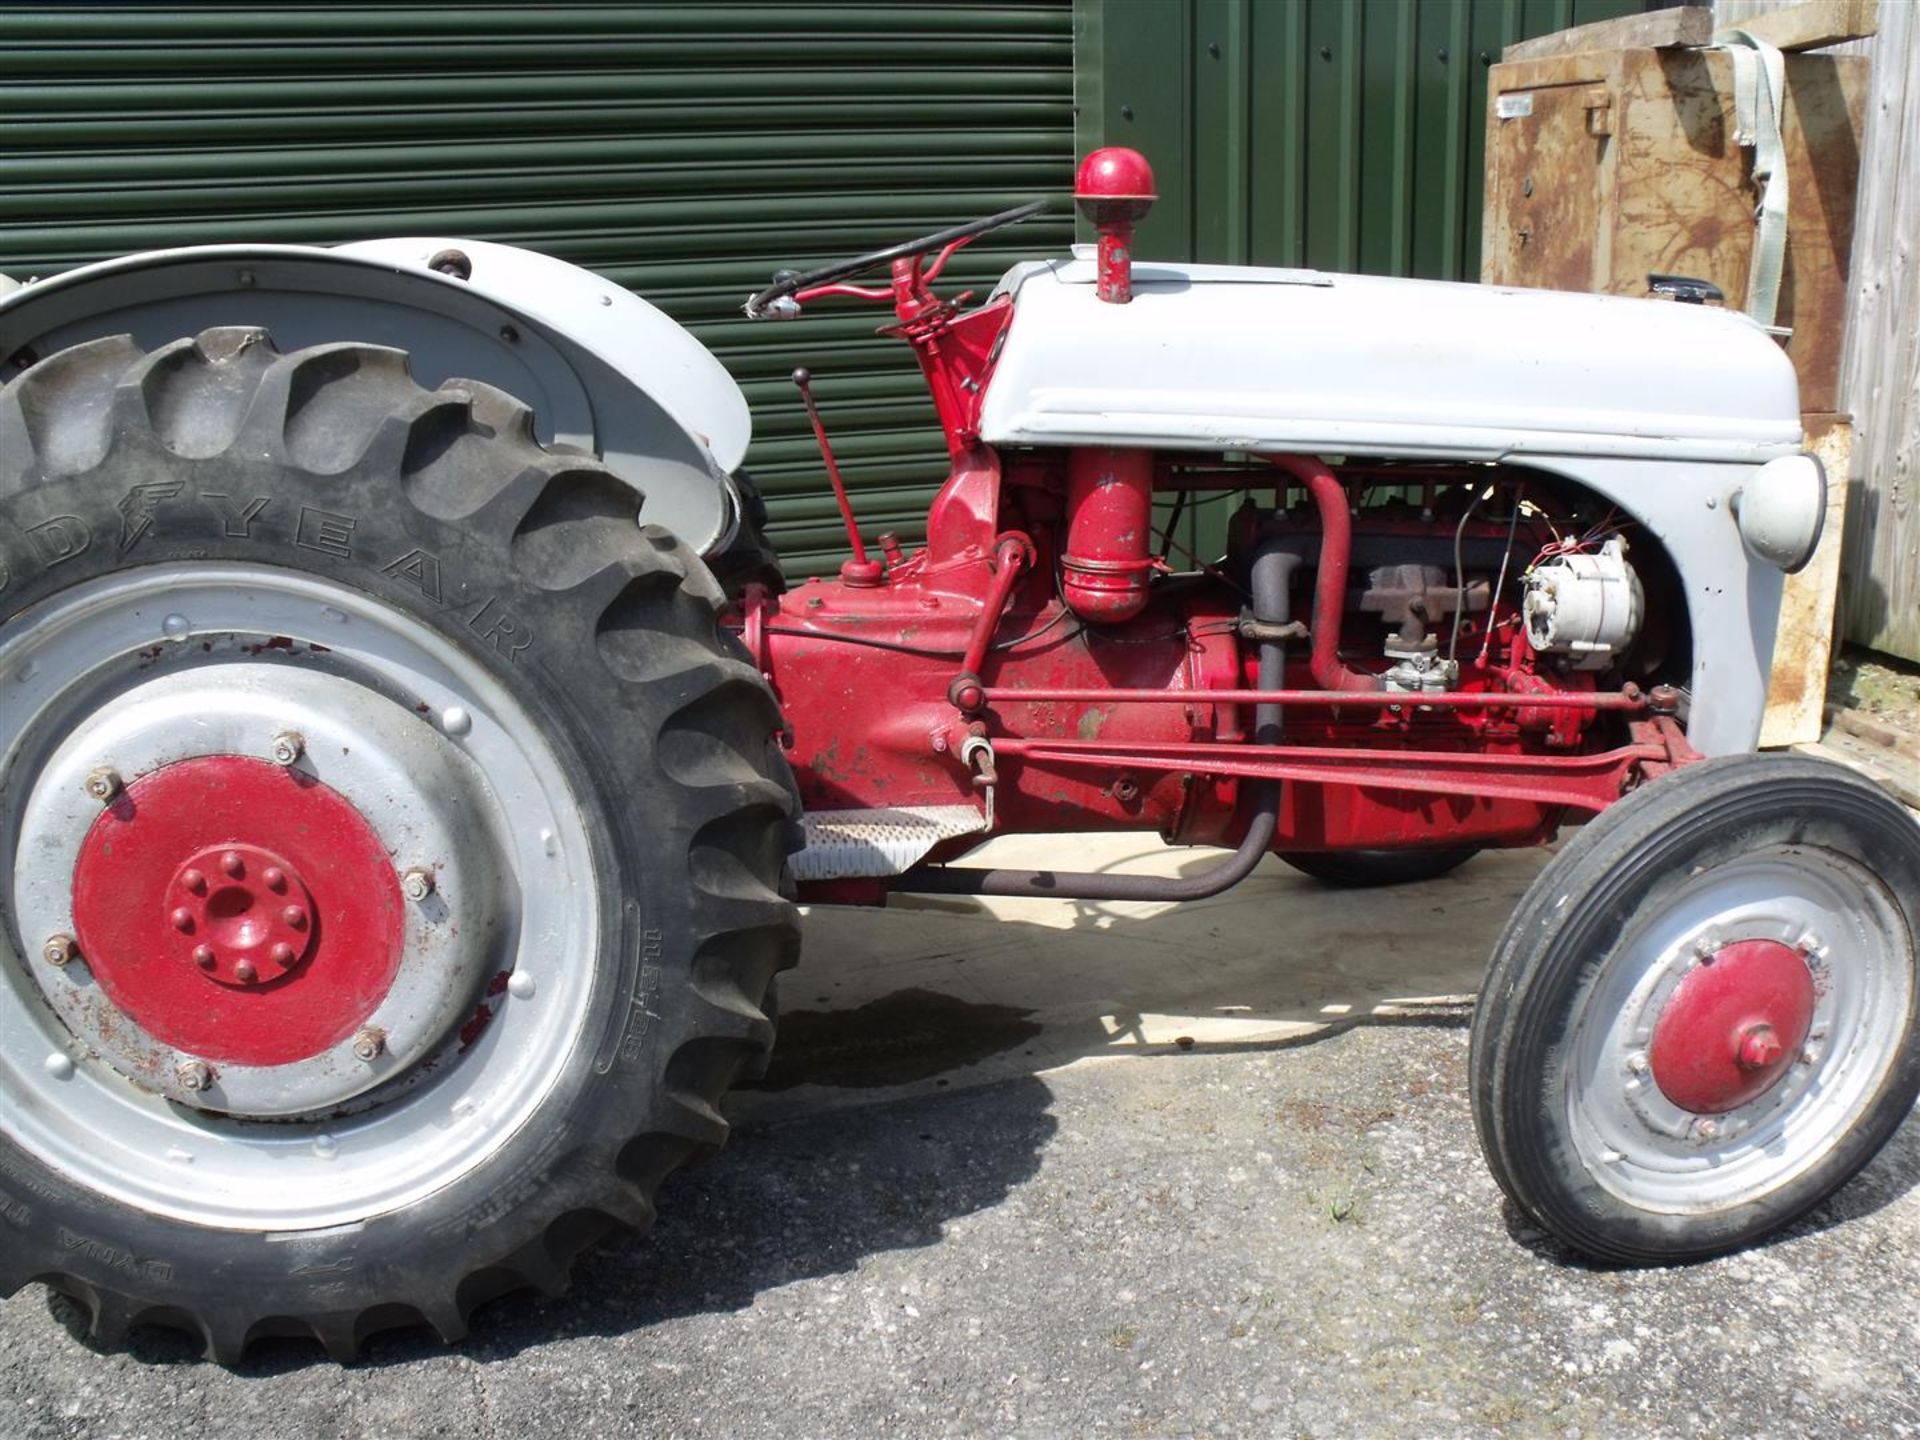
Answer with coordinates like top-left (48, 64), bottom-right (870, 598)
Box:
top-left (1074, 146), bottom-right (1157, 205)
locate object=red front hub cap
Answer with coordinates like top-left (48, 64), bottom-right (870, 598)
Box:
top-left (165, 842), bottom-right (317, 987)
top-left (1650, 938), bottom-right (1816, 1114)
top-left (71, 755), bottom-right (405, 1068)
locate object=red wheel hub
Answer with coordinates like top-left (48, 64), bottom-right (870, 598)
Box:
top-left (71, 756), bottom-right (405, 1068)
top-left (1649, 938), bottom-right (1816, 1114)
top-left (164, 843), bottom-right (317, 987)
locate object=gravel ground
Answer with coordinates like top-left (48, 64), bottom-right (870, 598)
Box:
top-left (1830, 647), bottom-right (1920, 736)
top-left (4, 1017), bottom-right (1916, 1439)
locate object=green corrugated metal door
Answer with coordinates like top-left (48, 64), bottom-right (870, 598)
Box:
top-left (1078, 0), bottom-right (1642, 278)
top-left (0, 1), bottom-right (1077, 574)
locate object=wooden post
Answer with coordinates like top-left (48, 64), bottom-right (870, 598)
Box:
top-left (1761, 414), bottom-right (1853, 747)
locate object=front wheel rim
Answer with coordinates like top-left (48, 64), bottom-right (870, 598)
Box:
top-left (1565, 848), bottom-right (1914, 1215)
top-left (2, 563), bottom-right (602, 1232)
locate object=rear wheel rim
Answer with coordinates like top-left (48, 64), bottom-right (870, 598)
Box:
top-left (2, 563), bottom-right (601, 1232)
top-left (1565, 848), bottom-right (1912, 1214)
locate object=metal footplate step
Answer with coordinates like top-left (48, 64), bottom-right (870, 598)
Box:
top-left (792, 805), bottom-right (990, 881)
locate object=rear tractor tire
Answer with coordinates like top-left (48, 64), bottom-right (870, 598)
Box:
top-left (0, 330), bottom-right (800, 1360)
top-left (1471, 753), bottom-right (1920, 1263)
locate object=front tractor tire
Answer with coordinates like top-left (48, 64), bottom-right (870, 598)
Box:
top-left (0, 330), bottom-right (800, 1360)
top-left (1471, 754), bottom-right (1920, 1263)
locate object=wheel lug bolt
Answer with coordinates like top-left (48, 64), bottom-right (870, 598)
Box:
top-left (281, 905), bottom-right (307, 929)
top-left (42, 933), bottom-right (76, 967)
top-left (351, 1029), bottom-right (386, 1062)
top-left (84, 767), bottom-right (122, 802)
top-left (402, 867), bottom-right (435, 902)
top-left (192, 944), bottom-right (216, 969)
top-left (1626, 1051), bottom-right (1649, 1075)
top-left (170, 907), bottom-right (195, 933)
top-left (175, 1059), bottom-right (214, 1093)
top-left (1697, 1119), bottom-right (1720, 1141)
top-left (270, 942), bottom-right (296, 967)
top-left (181, 868), bottom-right (208, 894)
top-left (270, 730), bottom-right (305, 766)
top-left (263, 867), bottom-right (287, 892)
top-left (221, 850), bottom-right (245, 878)
top-left (234, 960), bottom-right (258, 984)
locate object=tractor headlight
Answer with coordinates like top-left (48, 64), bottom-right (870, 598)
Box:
top-left (1734, 453), bottom-right (1827, 574)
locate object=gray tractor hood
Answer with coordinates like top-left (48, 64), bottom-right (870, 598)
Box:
top-left (981, 257), bottom-right (1803, 464)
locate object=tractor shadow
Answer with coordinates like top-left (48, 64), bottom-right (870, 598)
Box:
top-left (758, 838), bottom-right (1541, 1099)
top-left (54, 1068), bottom-right (1062, 1372)
top-left (61, 836), bottom-right (1917, 1369)
top-left (755, 833), bottom-right (1919, 1262)
top-left (67, 840), bottom-right (1503, 1371)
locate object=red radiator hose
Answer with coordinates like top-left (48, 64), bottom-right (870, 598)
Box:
top-left (1264, 454), bottom-right (1383, 694)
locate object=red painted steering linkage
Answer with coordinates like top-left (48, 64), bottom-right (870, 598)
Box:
top-left (948, 532), bottom-right (1036, 713)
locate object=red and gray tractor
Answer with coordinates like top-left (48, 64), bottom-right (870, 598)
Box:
top-left (2, 148), bottom-right (1914, 1360)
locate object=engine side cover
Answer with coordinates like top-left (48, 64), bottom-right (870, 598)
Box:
top-left (980, 257), bottom-right (1802, 465)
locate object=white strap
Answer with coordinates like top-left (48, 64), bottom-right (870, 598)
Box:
top-left (1714, 28), bottom-right (1791, 330)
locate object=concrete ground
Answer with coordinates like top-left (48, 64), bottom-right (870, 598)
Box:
top-left (3, 837), bottom-right (1917, 1438)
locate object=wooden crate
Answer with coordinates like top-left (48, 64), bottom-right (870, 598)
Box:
top-left (1482, 46), bottom-right (1868, 412)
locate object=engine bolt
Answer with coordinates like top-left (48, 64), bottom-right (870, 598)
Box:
top-left (281, 904), bottom-right (308, 929)
top-left (181, 867), bottom-right (208, 894)
top-left (234, 960), bottom-right (258, 984)
top-left (402, 867), bottom-right (435, 902)
top-left (176, 1059), bottom-right (214, 1093)
top-left (170, 907), bottom-right (195, 933)
top-left (42, 933), bottom-right (76, 967)
top-left (351, 1029), bottom-right (386, 1062)
top-left (192, 944), bottom-right (216, 970)
top-left (269, 942), bottom-right (296, 967)
top-left (83, 767), bottom-right (122, 802)
top-left (270, 730), bottom-right (305, 766)
top-left (221, 850), bottom-right (245, 878)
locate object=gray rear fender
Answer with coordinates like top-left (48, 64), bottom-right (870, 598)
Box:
top-left (0, 239), bottom-right (751, 556)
